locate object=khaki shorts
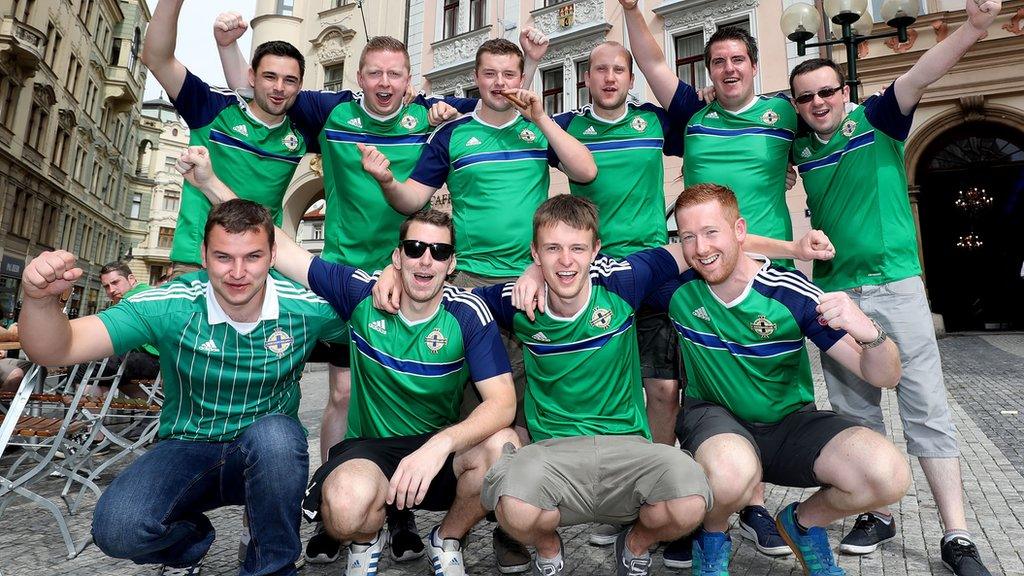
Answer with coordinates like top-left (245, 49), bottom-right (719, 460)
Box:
top-left (450, 270), bottom-right (527, 428)
top-left (481, 435), bottom-right (712, 526)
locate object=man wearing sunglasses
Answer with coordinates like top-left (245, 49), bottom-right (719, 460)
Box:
top-left (178, 146), bottom-right (519, 576)
top-left (788, 1), bottom-right (1002, 574)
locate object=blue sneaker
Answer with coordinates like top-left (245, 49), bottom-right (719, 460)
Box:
top-left (775, 502), bottom-right (845, 575)
top-left (739, 505), bottom-right (791, 556)
top-left (692, 529), bottom-right (731, 575)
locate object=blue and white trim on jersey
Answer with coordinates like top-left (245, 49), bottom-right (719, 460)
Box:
top-left (686, 125), bottom-right (795, 142)
top-left (451, 149), bottom-right (548, 172)
top-left (522, 316), bottom-right (635, 356)
top-left (350, 330), bottom-right (465, 377)
top-left (673, 321), bottom-right (805, 358)
top-left (796, 131), bottom-right (875, 174)
top-left (323, 130), bottom-right (429, 146)
top-left (208, 130), bottom-right (304, 164)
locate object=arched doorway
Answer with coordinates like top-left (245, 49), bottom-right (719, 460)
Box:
top-left (915, 122), bottom-right (1024, 331)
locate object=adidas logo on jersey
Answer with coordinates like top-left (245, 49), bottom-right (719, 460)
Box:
top-left (466, 136), bottom-right (482, 146)
top-left (369, 319), bottom-right (387, 335)
top-left (198, 339), bottom-right (220, 353)
top-left (706, 112), bottom-right (719, 119)
top-left (583, 126), bottom-right (597, 135)
top-left (232, 124), bottom-right (249, 137)
top-left (692, 307), bottom-right (710, 321)
top-left (531, 332), bottom-right (551, 342)
top-left (348, 117), bottom-right (363, 128)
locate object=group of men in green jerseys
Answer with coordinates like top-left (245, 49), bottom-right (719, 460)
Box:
top-left (13, 0), bottom-right (1006, 573)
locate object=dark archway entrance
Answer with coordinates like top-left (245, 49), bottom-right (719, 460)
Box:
top-left (915, 122), bottom-right (1024, 331)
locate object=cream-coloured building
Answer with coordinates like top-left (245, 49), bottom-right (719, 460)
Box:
top-left (1, 0), bottom-right (151, 317)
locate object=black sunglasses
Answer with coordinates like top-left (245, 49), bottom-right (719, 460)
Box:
top-left (400, 240), bottom-right (455, 261)
top-left (793, 85), bottom-right (844, 105)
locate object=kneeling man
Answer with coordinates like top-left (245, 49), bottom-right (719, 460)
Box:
top-left (649, 183), bottom-right (910, 575)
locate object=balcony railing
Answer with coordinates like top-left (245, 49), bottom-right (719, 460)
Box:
top-left (0, 17), bottom-right (46, 71)
top-left (429, 25), bottom-right (493, 73)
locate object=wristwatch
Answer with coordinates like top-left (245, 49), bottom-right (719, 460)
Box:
top-left (856, 319), bottom-right (888, 349)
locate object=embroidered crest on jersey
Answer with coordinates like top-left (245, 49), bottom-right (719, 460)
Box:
top-left (282, 133), bottom-right (299, 151)
top-left (466, 136), bottom-right (482, 146)
top-left (425, 328), bottom-right (448, 353)
top-left (232, 124), bottom-right (249, 137)
top-left (401, 114), bottom-right (417, 130)
top-left (692, 307), bottom-right (710, 322)
top-left (750, 315), bottom-right (776, 339)
top-left (583, 126), bottom-right (597, 136)
top-left (519, 128), bottom-right (536, 142)
top-left (761, 110), bottom-right (779, 125)
top-left (369, 319), bottom-right (387, 335)
top-left (631, 116), bottom-right (647, 132)
top-left (841, 119), bottom-right (857, 137)
top-left (265, 327), bottom-right (294, 356)
top-left (590, 307), bottom-right (613, 329)
top-left (348, 117), bottom-right (363, 128)
top-left (799, 146), bottom-right (812, 158)
top-left (531, 332), bottom-right (551, 342)
top-left (198, 339), bottom-right (220, 353)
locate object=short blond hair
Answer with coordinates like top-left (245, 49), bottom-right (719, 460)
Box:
top-left (359, 36), bottom-right (410, 72)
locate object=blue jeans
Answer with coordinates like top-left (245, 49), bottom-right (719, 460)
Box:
top-left (92, 414), bottom-right (308, 576)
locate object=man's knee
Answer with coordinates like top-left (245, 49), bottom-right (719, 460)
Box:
top-left (644, 378), bottom-right (680, 406)
top-left (697, 441), bottom-right (759, 506)
top-left (860, 440), bottom-right (911, 505)
top-left (650, 494), bottom-right (707, 536)
top-left (495, 495), bottom-right (545, 533)
top-left (480, 428), bottom-right (520, 464)
top-left (321, 463), bottom-right (385, 538)
top-left (239, 415), bottom-right (307, 470)
top-left (92, 489), bottom-right (161, 559)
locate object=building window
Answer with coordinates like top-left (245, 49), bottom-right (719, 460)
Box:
top-left (575, 59), bottom-right (590, 108)
top-left (163, 191), bottom-right (180, 211)
top-left (46, 28), bottom-right (62, 69)
top-left (717, 18), bottom-right (751, 34)
top-left (157, 227), bottom-right (174, 249)
top-left (276, 0), bottom-right (294, 16)
top-left (73, 146), bottom-right (87, 181)
top-left (542, 68), bottom-right (563, 116)
top-left (163, 155), bottom-right (177, 172)
top-left (18, 0), bottom-right (35, 22)
top-left (324, 64), bottom-right (344, 92)
top-left (130, 193), bottom-right (142, 218)
top-left (51, 126), bottom-right (70, 169)
top-left (0, 81), bottom-right (20, 129)
top-left (674, 31), bottom-right (707, 89)
top-left (39, 204), bottom-right (57, 246)
top-left (464, 87), bottom-right (481, 99)
top-left (332, 0), bottom-right (352, 6)
top-left (312, 223), bottom-right (324, 240)
top-left (469, 0), bottom-right (486, 30)
top-left (545, 0), bottom-right (570, 6)
top-left (442, 0), bottom-right (459, 39)
top-left (24, 102), bottom-right (49, 151)
top-left (11, 190), bottom-right (33, 238)
top-left (128, 27), bottom-right (141, 72)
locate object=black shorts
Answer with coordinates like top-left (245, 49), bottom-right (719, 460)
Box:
top-left (636, 307), bottom-right (682, 381)
top-left (307, 340), bottom-right (350, 368)
top-left (301, 433), bottom-right (458, 523)
top-left (676, 396), bottom-right (860, 488)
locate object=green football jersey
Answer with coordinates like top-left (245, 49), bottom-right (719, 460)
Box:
top-left (119, 283), bottom-right (158, 357)
top-left (476, 248), bottom-right (679, 440)
top-left (171, 71), bottom-right (306, 265)
top-left (672, 89), bottom-right (796, 255)
top-left (792, 88), bottom-right (921, 291)
top-left (307, 258), bottom-right (511, 439)
top-left (98, 270), bottom-right (347, 442)
top-left (410, 112), bottom-right (552, 278)
top-left (289, 93), bottom-right (477, 270)
top-left (648, 258), bottom-right (846, 423)
top-left (551, 102), bottom-right (683, 258)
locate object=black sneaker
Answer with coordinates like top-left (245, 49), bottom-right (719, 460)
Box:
top-left (493, 524), bottom-right (531, 573)
top-left (661, 532), bottom-right (693, 569)
top-left (941, 536), bottom-right (993, 576)
top-left (738, 505), bottom-right (791, 556)
top-left (304, 522), bottom-right (342, 564)
top-left (388, 508), bottom-right (425, 562)
top-left (838, 513), bottom-right (896, 554)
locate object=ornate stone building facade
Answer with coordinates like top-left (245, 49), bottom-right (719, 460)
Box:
top-left (1, 0), bottom-right (151, 317)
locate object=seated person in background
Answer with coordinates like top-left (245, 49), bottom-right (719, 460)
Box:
top-left (97, 262), bottom-right (161, 398)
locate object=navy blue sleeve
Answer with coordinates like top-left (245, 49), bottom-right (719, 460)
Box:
top-left (408, 124), bottom-right (454, 188)
top-left (288, 90), bottom-right (354, 153)
top-left (645, 103), bottom-right (684, 158)
top-left (471, 283), bottom-right (517, 332)
top-left (306, 257), bottom-right (374, 322)
top-left (546, 112), bottom-right (574, 167)
top-left (753, 266), bottom-right (846, 351)
top-left (421, 94), bottom-right (479, 114)
top-left (666, 80), bottom-right (704, 132)
top-left (447, 292), bottom-right (513, 383)
top-left (644, 274), bottom-right (685, 313)
top-left (170, 70), bottom-right (237, 129)
top-left (863, 84), bottom-right (915, 142)
top-left (595, 248), bottom-right (678, 310)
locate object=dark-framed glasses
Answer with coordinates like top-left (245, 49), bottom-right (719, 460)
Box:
top-left (400, 240), bottom-right (455, 261)
top-left (794, 85), bottom-right (844, 105)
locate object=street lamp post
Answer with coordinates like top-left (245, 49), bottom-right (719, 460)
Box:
top-left (780, 0), bottom-right (919, 102)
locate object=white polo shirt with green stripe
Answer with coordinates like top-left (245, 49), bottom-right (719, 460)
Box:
top-left (98, 270), bottom-right (348, 442)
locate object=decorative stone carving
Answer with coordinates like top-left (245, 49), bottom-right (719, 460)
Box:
top-left (539, 32), bottom-right (607, 66)
top-left (33, 84), bottom-right (57, 107)
top-left (660, 0), bottom-right (759, 31)
top-left (313, 27), bottom-right (357, 64)
top-left (431, 27), bottom-right (493, 69)
top-left (430, 72), bottom-right (475, 94)
top-left (1003, 8), bottom-right (1024, 36)
top-left (932, 19), bottom-right (949, 42)
top-left (533, 0), bottom-right (604, 36)
top-left (884, 27), bottom-right (917, 53)
top-left (957, 95), bottom-right (985, 122)
top-left (309, 154), bottom-right (323, 177)
top-left (58, 109), bottom-right (77, 129)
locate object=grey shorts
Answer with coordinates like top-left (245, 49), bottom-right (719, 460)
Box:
top-left (821, 275), bottom-right (958, 458)
top-left (636, 307), bottom-right (682, 381)
top-left (451, 270), bottom-right (527, 428)
top-left (481, 435), bottom-right (712, 526)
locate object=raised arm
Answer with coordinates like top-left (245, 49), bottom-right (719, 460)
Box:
top-left (358, 142), bottom-right (439, 214)
top-left (19, 252), bottom-right (114, 366)
top-left (818, 293), bottom-right (901, 388)
top-left (214, 11), bottom-right (252, 91)
top-left (892, 0), bottom-right (1001, 114)
top-left (520, 26), bottom-right (550, 91)
top-left (502, 89), bottom-right (597, 183)
top-left (177, 147), bottom-right (315, 288)
top-left (744, 229), bottom-right (836, 262)
top-left (140, 0), bottom-right (188, 100)
top-left (618, 0), bottom-right (683, 108)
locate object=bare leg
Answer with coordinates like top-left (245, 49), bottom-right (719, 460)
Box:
top-left (628, 496), bottom-right (706, 554)
top-left (919, 457), bottom-right (967, 531)
top-left (320, 458), bottom-right (389, 543)
top-left (694, 433), bottom-right (761, 533)
top-left (644, 377), bottom-right (680, 446)
top-left (440, 428), bottom-right (520, 539)
top-left (496, 496), bottom-right (563, 558)
top-left (319, 365), bottom-right (350, 462)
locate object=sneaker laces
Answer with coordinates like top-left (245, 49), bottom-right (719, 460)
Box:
top-left (535, 558), bottom-right (563, 576)
top-left (806, 528), bottom-right (845, 575)
top-left (850, 513), bottom-right (878, 532)
top-left (746, 507), bottom-right (777, 533)
top-left (622, 555), bottom-right (652, 576)
top-left (945, 538), bottom-right (982, 565)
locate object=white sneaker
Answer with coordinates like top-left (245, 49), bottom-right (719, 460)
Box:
top-left (346, 528), bottom-right (386, 576)
top-left (426, 525), bottom-right (466, 576)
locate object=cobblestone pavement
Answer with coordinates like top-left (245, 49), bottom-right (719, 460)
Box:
top-left (1, 335), bottom-right (1022, 576)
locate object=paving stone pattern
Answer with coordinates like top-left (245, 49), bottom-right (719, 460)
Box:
top-left (1, 335), bottom-right (1022, 575)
